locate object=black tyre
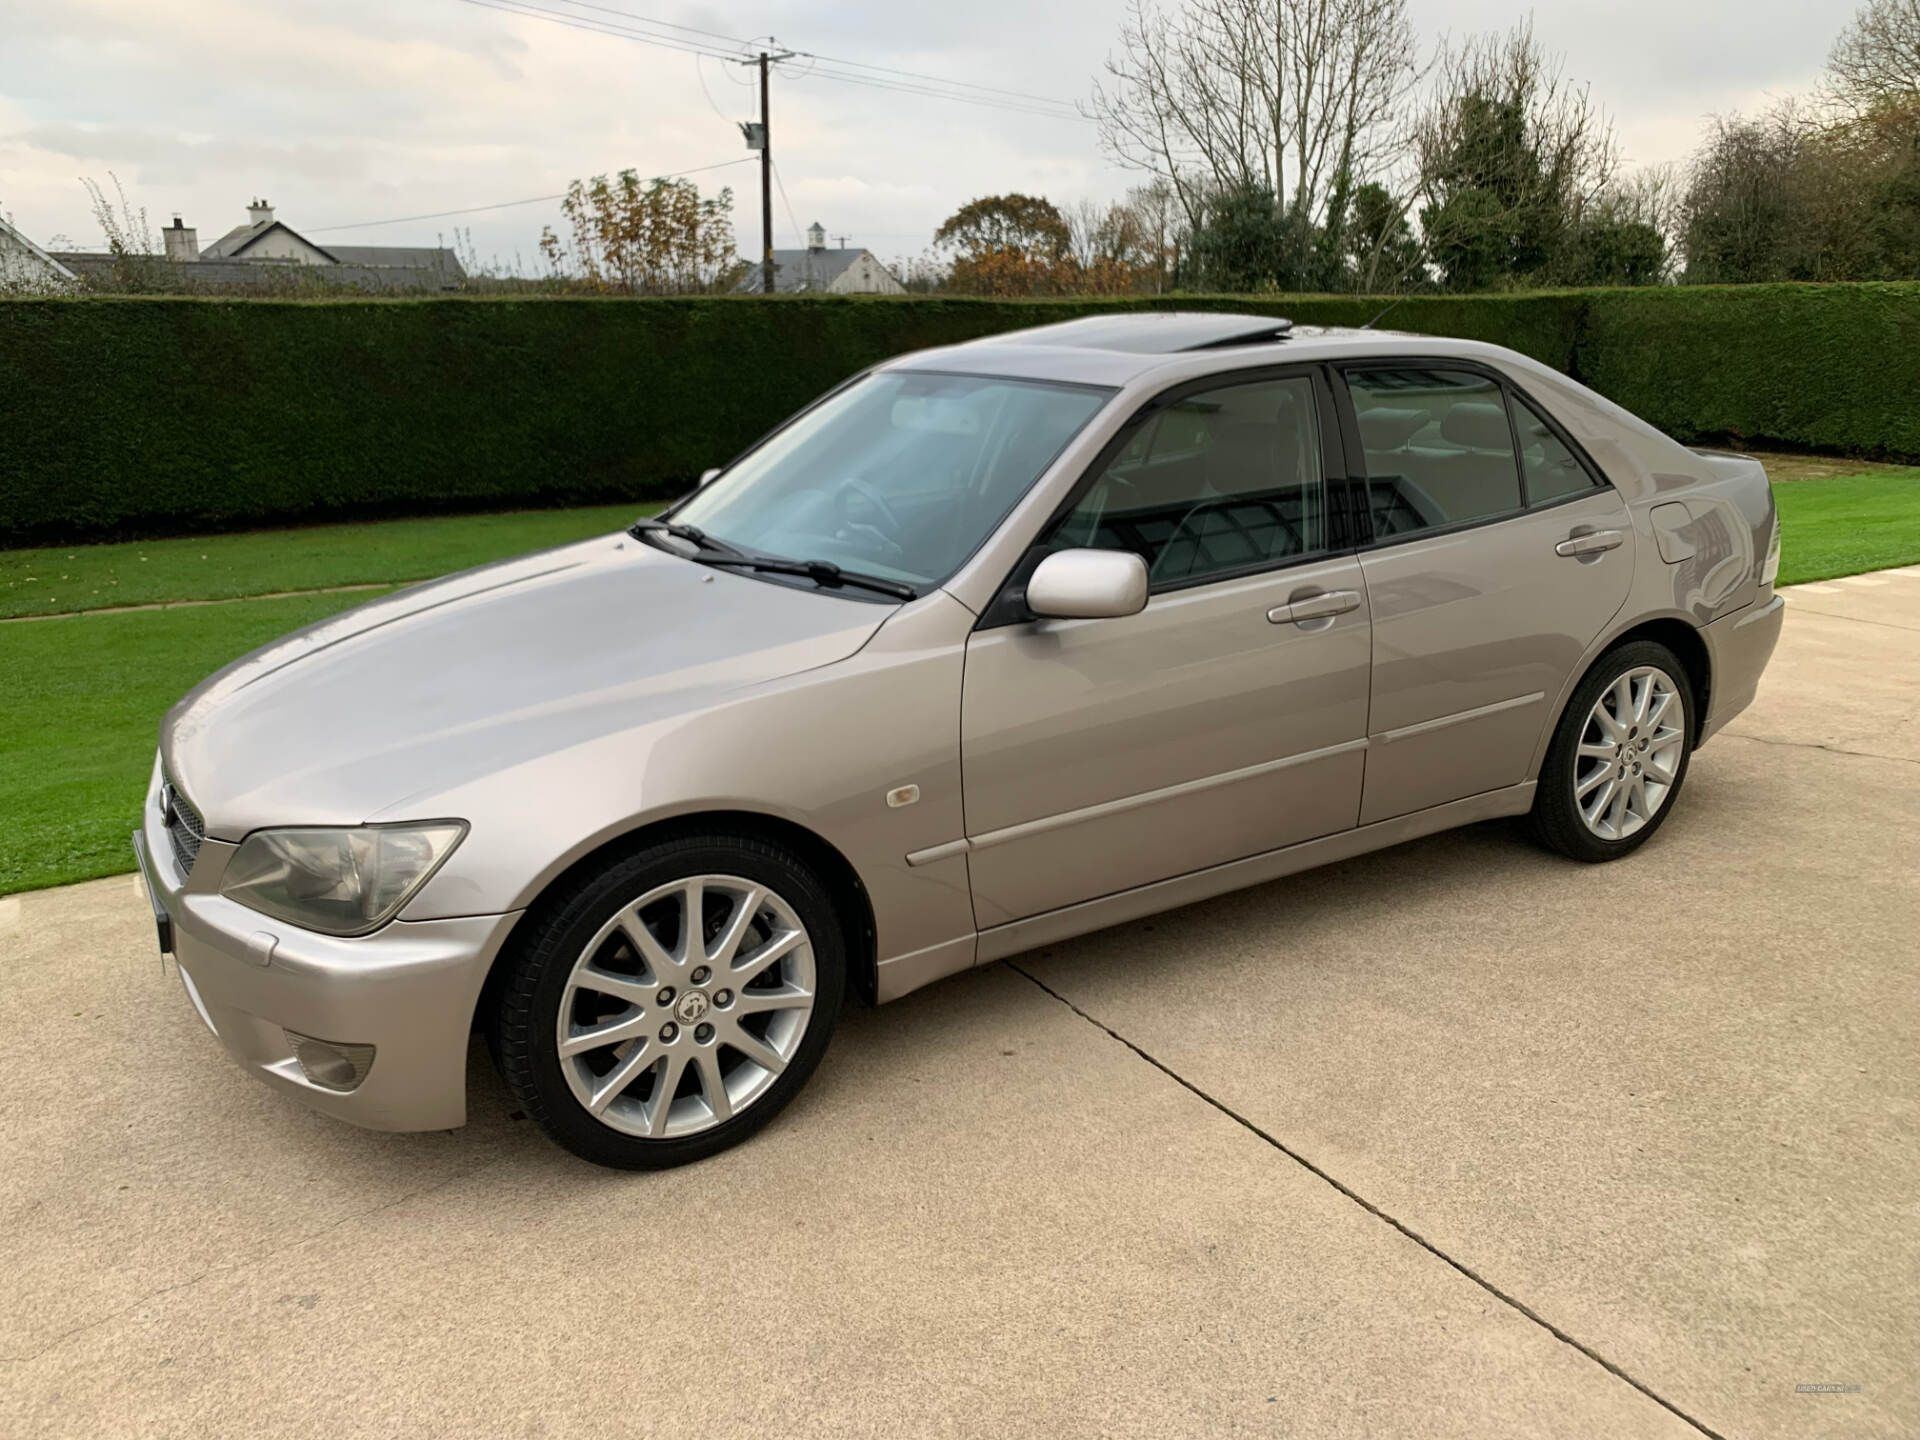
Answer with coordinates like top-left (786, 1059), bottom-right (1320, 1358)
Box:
top-left (491, 832), bottom-right (846, 1170)
top-left (1527, 639), bottom-right (1696, 863)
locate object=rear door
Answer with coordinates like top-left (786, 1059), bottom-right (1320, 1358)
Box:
top-left (1335, 363), bottom-right (1634, 825)
top-left (959, 368), bottom-right (1372, 927)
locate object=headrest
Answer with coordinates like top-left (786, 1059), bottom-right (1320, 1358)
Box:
top-left (1358, 406), bottom-right (1426, 451)
top-left (1440, 401), bottom-right (1512, 452)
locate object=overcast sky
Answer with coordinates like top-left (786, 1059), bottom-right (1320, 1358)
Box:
top-left (1, 0), bottom-right (1840, 274)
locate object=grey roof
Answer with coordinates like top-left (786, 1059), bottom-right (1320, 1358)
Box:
top-left (328, 244), bottom-right (464, 273)
top-left (50, 253), bottom-right (463, 293)
top-left (733, 247), bottom-right (867, 293)
top-left (198, 219), bottom-right (338, 262)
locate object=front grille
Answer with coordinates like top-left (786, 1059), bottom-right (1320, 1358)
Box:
top-left (163, 779), bottom-right (205, 877)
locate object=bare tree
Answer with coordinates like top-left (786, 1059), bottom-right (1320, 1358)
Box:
top-left (1123, 180), bottom-right (1185, 290)
top-left (1828, 0), bottom-right (1920, 113)
top-left (1085, 0), bottom-right (1421, 242)
top-left (1411, 20), bottom-right (1619, 288)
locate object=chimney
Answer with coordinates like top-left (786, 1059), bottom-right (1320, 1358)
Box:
top-left (248, 198), bottom-right (274, 227)
top-left (807, 221), bottom-right (826, 253)
top-left (162, 215), bottom-right (198, 262)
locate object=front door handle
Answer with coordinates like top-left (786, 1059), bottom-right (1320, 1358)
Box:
top-left (1267, 589), bottom-right (1361, 626)
top-left (1555, 529), bottom-right (1624, 559)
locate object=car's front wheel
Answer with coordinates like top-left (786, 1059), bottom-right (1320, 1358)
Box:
top-left (491, 833), bottom-right (845, 1169)
top-left (1528, 639), bottom-right (1695, 863)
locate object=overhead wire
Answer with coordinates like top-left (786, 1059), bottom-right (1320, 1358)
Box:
top-left (457, 0), bottom-right (1087, 121)
top-left (310, 158), bottom-right (754, 232)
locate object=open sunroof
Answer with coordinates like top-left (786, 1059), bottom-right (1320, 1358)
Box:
top-left (986, 312), bottom-right (1293, 355)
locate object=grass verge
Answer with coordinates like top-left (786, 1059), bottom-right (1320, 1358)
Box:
top-left (1773, 472), bottom-right (1920, 585)
top-left (1, 592), bottom-right (389, 895)
top-left (0, 503), bottom-right (649, 619)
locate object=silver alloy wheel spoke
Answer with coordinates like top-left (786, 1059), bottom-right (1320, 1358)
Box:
top-left (695, 1052), bottom-right (733, 1123)
top-left (730, 983), bottom-right (813, 1016)
top-left (589, 1042), bottom-right (655, 1115)
top-left (646, 1052), bottom-right (688, 1137)
top-left (729, 926), bottom-right (804, 986)
top-left (723, 1025), bottom-right (787, 1077)
top-left (1573, 664), bottom-right (1684, 841)
top-left (556, 873), bottom-right (816, 1140)
top-left (561, 1010), bottom-right (654, 1058)
top-left (572, 965), bottom-right (657, 1007)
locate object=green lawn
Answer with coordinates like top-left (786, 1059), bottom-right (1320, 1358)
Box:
top-left (1772, 472), bottom-right (1920, 585)
top-left (3, 473), bottom-right (1917, 897)
top-left (0, 503), bottom-right (648, 619)
top-left (1, 591), bottom-right (388, 895)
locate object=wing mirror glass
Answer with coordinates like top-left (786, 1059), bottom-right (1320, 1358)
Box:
top-left (1025, 548), bottom-right (1149, 620)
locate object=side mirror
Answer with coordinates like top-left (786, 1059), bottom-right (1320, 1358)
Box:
top-left (1025, 548), bottom-right (1149, 620)
top-left (699, 467), bottom-right (723, 487)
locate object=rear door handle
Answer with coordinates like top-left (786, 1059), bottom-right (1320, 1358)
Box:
top-left (1267, 590), bottom-right (1361, 625)
top-left (1555, 529), bottom-right (1624, 558)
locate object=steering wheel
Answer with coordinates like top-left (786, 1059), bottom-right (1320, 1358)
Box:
top-left (836, 478), bottom-right (907, 558)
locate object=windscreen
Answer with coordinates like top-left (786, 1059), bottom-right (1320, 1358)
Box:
top-left (672, 371), bottom-right (1113, 589)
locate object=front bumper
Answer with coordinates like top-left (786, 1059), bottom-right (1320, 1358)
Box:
top-left (138, 758), bottom-right (521, 1131)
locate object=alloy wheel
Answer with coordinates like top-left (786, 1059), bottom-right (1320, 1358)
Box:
top-left (555, 874), bottom-right (817, 1139)
top-left (1573, 665), bottom-right (1686, 841)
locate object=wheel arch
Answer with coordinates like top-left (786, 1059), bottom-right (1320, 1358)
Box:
top-left (1602, 617), bottom-right (1712, 743)
top-left (471, 809), bottom-right (880, 1039)
top-left (1530, 613), bottom-right (1714, 781)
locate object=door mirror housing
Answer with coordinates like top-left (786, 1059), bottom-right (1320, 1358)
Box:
top-left (698, 467), bottom-right (723, 487)
top-left (1025, 548), bottom-right (1149, 620)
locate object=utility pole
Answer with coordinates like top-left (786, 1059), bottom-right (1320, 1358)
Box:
top-left (738, 47), bottom-right (791, 294)
top-left (758, 51), bottom-right (774, 294)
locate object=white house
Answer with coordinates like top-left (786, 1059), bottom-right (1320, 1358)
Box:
top-left (736, 222), bottom-right (905, 295)
top-left (0, 214), bottom-right (77, 292)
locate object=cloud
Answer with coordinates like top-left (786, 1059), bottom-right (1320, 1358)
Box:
top-left (0, 0), bottom-right (1846, 269)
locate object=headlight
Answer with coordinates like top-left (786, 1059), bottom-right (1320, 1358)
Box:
top-left (221, 822), bottom-right (467, 936)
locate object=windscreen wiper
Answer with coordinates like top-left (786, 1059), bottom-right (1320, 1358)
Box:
top-left (628, 517), bottom-right (747, 557)
top-left (690, 554), bottom-right (919, 601)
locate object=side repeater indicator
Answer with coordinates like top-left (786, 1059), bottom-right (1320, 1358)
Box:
top-left (885, 785), bottom-right (921, 809)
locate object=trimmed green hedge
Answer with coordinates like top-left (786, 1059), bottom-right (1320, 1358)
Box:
top-left (0, 285), bottom-right (1907, 544)
top-left (1576, 283), bottom-right (1920, 459)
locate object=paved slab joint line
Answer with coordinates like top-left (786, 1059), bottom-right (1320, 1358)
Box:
top-left (1006, 961), bottom-right (1729, 1440)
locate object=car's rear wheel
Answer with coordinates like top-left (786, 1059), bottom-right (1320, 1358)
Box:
top-left (1528, 639), bottom-right (1695, 863)
top-left (491, 833), bottom-right (845, 1169)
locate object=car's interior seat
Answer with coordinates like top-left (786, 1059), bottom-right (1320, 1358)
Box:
top-left (1419, 401), bottom-right (1523, 521)
top-left (1152, 394), bottom-right (1310, 580)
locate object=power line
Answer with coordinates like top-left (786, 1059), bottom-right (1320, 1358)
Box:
top-left (533, 0), bottom-right (1080, 113)
top-left (785, 62), bottom-right (1086, 122)
top-left (769, 157), bottom-right (806, 249)
top-left (788, 49), bottom-right (1082, 113)
top-left (453, 0), bottom-right (743, 62)
top-left (456, 0), bottom-right (1088, 122)
top-left (309, 157), bottom-right (754, 232)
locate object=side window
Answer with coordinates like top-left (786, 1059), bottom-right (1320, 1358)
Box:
top-left (1511, 393), bottom-right (1599, 505)
top-left (1345, 368), bottom-right (1523, 538)
top-left (1050, 376), bottom-right (1326, 586)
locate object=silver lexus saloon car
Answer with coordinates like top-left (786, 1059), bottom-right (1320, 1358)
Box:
top-left (134, 312), bottom-right (1785, 1169)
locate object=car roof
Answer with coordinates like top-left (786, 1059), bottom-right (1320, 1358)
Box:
top-left (882, 311), bottom-right (1524, 390)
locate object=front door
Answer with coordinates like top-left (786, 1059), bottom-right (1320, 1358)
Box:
top-left (1338, 365), bottom-right (1635, 825)
top-left (960, 371), bottom-right (1373, 928)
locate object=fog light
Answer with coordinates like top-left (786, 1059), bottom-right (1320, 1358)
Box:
top-left (285, 1031), bottom-right (376, 1092)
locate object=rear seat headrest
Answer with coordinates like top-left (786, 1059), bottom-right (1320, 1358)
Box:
top-left (1440, 401), bottom-right (1512, 451)
top-left (1358, 406), bottom-right (1426, 451)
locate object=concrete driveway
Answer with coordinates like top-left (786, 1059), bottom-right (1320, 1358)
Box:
top-left (3, 572), bottom-right (1915, 1439)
